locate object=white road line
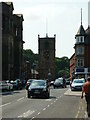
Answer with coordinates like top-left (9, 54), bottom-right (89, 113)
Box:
top-left (17, 97), bottom-right (24, 101)
top-left (45, 99), bottom-right (52, 101)
top-left (43, 108), bottom-right (46, 111)
top-left (47, 105), bottom-right (50, 107)
top-left (31, 116), bottom-right (35, 119)
top-left (0, 102), bottom-right (11, 108)
top-left (18, 110), bottom-right (35, 118)
top-left (37, 112), bottom-right (40, 115)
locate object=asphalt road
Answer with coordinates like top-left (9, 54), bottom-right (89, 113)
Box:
top-left (0, 86), bottom-right (88, 119)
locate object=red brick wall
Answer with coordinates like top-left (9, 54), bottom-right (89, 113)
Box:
top-left (70, 53), bottom-right (75, 78)
top-left (85, 45), bottom-right (90, 67)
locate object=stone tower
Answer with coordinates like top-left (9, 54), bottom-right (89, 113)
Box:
top-left (38, 34), bottom-right (56, 81)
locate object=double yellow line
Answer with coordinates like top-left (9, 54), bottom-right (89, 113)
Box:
top-left (75, 99), bottom-right (82, 119)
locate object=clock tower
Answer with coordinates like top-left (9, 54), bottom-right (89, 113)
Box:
top-left (38, 34), bottom-right (56, 81)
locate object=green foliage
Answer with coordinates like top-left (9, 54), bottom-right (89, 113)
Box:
top-left (55, 56), bottom-right (70, 78)
top-left (23, 49), bottom-right (70, 78)
top-left (23, 49), bottom-right (38, 64)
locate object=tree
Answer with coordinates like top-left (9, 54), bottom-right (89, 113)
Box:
top-left (23, 49), bottom-right (70, 79)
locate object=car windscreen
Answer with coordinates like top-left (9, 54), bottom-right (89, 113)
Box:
top-left (55, 79), bottom-right (63, 83)
top-left (73, 80), bottom-right (85, 83)
top-left (31, 80), bottom-right (46, 87)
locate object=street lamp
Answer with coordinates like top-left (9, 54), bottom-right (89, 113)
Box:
top-left (48, 69), bottom-right (52, 82)
top-left (31, 63), bottom-right (36, 79)
top-left (26, 61), bottom-right (29, 80)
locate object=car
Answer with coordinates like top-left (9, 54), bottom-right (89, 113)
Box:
top-left (54, 78), bottom-right (66, 88)
top-left (71, 78), bottom-right (85, 91)
top-left (49, 80), bottom-right (54, 87)
top-left (5, 80), bottom-right (13, 91)
top-left (27, 79), bottom-right (50, 98)
top-left (65, 79), bottom-right (70, 85)
top-left (0, 81), bottom-right (13, 91)
top-left (25, 79), bottom-right (34, 90)
top-left (10, 79), bottom-right (22, 90)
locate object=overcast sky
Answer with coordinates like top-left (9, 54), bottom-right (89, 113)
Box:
top-left (1, 0), bottom-right (90, 58)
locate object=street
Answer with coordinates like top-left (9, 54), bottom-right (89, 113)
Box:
top-left (0, 86), bottom-right (88, 119)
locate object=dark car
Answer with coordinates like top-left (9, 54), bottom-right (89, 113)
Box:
top-left (25, 79), bottom-right (34, 90)
top-left (54, 78), bottom-right (66, 88)
top-left (65, 79), bottom-right (70, 85)
top-left (49, 81), bottom-right (54, 87)
top-left (27, 79), bottom-right (50, 98)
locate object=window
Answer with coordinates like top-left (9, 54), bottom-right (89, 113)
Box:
top-left (77, 59), bottom-right (84, 67)
top-left (76, 46), bottom-right (84, 55)
top-left (76, 36), bottom-right (84, 43)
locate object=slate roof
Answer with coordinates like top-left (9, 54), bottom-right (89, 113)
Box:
top-left (76, 24), bottom-right (86, 36)
top-left (86, 26), bottom-right (90, 35)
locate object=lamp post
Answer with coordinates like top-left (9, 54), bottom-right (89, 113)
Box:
top-left (26, 61), bottom-right (29, 80)
top-left (48, 69), bottom-right (52, 82)
top-left (31, 63), bottom-right (36, 79)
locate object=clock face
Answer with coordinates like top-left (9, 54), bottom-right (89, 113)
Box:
top-left (44, 50), bottom-right (49, 59)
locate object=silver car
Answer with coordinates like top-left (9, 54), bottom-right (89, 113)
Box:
top-left (71, 79), bottom-right (85, 91)
top-left (0, 81), bottom-right (13, 91)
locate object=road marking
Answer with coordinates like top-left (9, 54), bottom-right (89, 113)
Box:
top-left (43, 108), bottom-right (46, 111)
top-left (18, 110), bottom-right (35, 118)
top-left (75, 100), bottom-right (81, 118)
top-left (17, 97), bottom-right (24, 101)
top-left (45, 99), bottom-right (52, 101)
top-left (0, 102), bottom-right (11, 108)
top-left (31, 116), bottom-right (35, 119)
top-left (37, 112), bottom-right (40, 115)
top-left (47, 105), bottom-right (50, 107)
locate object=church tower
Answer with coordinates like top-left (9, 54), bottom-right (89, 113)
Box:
top-left (38, 34), bottom-right (56, 81)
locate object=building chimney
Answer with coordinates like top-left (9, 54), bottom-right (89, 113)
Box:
top-left (88, 1), bottom-right (90, 26)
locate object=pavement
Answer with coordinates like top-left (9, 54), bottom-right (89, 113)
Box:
top-left (64, 88), bottom-right (89, 118)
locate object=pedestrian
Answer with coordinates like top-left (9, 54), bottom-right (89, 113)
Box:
top-left (81, 76), bottom-right (90, 117)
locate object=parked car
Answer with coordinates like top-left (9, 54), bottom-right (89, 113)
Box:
top-left (27, 79), bottom-right (50, 98)
top-left (71, 78), bottom-right (85, 91)
top-left (0, 81), bottom-right (13, 91)
top-left (49, 80), bottom-right (54, 87)
top-left (65, 79), bottom-right (70, 85)
top-left (54, 78), bottom-right (66, 88)
top-left (25, 79), bottom-right (34, 90)
top-left (10, 79), bottom-right (22, 90)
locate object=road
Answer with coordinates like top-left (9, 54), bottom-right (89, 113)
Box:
top-left (0, 86), bottom-right (88, 119)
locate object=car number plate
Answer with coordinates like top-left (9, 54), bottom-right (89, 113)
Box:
top-left (34, 90), bottom-right (40, 93)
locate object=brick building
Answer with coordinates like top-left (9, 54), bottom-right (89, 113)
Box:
top-left (0, 2), bottom-right (24, 80)
top-left (70, 14), bottom-right (90, 81)
top-left (38, 34), bottom-right (56, 81)
top-left (70, 53), bottom-right (75, 79)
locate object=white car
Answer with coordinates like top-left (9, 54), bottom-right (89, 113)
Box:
top-left (71, 79), bottom-right (85, 91)
top-left (0, 81), bottom-right (13, 91)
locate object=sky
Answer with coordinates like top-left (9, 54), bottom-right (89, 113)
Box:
top-left (1, 0), bottom-right (90, 58)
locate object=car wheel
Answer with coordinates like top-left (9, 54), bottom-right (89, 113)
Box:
top-left (27, 91), bottom-right (30, 98)
top-left (46, 92), bottom-right (50, 99)
top-left (8, 87), bottom-right (11, 91)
